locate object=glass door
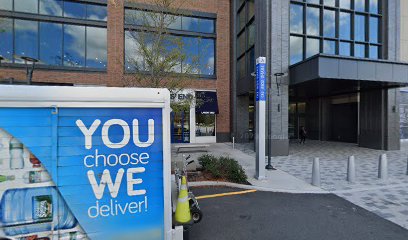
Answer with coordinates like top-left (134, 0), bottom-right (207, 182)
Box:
top-left (171, 111), bottom-right (190, 143)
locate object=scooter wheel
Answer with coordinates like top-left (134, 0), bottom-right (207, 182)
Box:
top-left (191, 207), bottom-right (203, 223)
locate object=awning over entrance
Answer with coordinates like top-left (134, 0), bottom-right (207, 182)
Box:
top-left (289, 54), bottom-right (408, 98)
top-left (196, 91), bottom-right (219, 114)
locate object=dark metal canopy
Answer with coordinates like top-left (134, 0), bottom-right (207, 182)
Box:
top-left (289, 54), bottom-right (408, 98)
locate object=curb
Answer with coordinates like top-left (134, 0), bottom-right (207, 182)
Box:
top-left (189, 181), bottom-right (329, 194)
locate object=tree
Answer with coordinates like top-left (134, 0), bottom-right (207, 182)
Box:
top-left (121, 0), bottom-right (206, 112)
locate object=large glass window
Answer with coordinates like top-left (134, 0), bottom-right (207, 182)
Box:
top-left (64, 1), bottom-right (86, 19)
top-left (355, 14), bottom-right (366, 42)
top-left (40, 22), bottom-right (62, 65)
top-left (15, 19), bottom-right (38, 62)
top-left (323, 10), bottom-right (335, 38)
top-left (323, 40), bottom-right (336, 54)
top-left (0, 18), bottom-right (13, 62)
top-left (369, 45), bottom-right (379, 59)
top-left (39, 0), bottom-right (63, 16)
top-left (196, 113), bottom-right (216, 137)
top-left (125, 8), bottom-right (216, 77)
top-left (87, 4), bottom-right (107, 21)
top-left (339, 12), bottom-right (351, 40)
top-left (86, 27), bottom-right (107, 69)
top-left (0, 0), bottom-right (12, 11)
top-left (306, 7), bottom-right (320, 36)
top-left (290, 4), bottom-right (303, 34)
top-left (290, 36), bottom-right (303, 64)
top-left (0, 1), bottom-right (107, 70)
top-left (248, 22), bottom-right (255, 47)
top-left (14, 0), bottom-right (38, 13)
top-left (63, 24), bottom-right (85, 67)
top-left (355, 0), bottom-right (365, 12)
top-left (370, 0), bottom-right (379, 14)
top-left (199, 39), bottom-right (215, 75)
top-left (340, 0), bottom-right (351, 9)
top-left (290, 0), bottom-right (382, 63)
top-left (370, 17), bottom-right (379, 43)
top-left (339, 42), bottom-right (351, 56)
top-left (354, 43), bottom-right (365, 58)
top-left (306, 38), bottom-right (319, 58)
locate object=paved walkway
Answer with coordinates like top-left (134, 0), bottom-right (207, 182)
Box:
top-left (232, 140), bottom-right (408, 229)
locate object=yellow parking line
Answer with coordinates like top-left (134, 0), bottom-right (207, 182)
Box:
top-left (196, 189), bottom-right (257, 200)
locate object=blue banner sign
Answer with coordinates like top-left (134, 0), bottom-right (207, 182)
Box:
top-left (256, 57), bottom-right (267, 102)
top-left (0, 89), bottom-right (170, 240)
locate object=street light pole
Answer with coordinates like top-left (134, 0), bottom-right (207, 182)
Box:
top-left (265, 72), bottom-right (284, 170)
top-left (21, 56), bottom-right (39, 85)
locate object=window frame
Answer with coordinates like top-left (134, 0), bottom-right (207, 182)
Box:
top-left (289, 0), bottom-right (383, 65)
top-left (123, 5), bottom-right (217, 79)
top-left (0, 0), bottom-right (108, 72)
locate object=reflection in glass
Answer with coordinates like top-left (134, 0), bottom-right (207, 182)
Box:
top-left (199, 38), bottom-right (215, 75)
top-left (0, 0), bottom-right (12, 11)
top-left (237, 56), bottom-right (245, 79)
top-left (40, 22), bottom-right (62, 65)
top-left (0, 18), bottom-right (13, 63)
top-left (199, 18), bottom-right (215, 33)
top-left (64, 1), bottom-right (86, 19)
top-left (370, 17), bottom-right (379, 43)
top-left (248, 22), bottom-right (255, 47)
top-left (323, 40), bottom-right (336, 54)
top-left (238, 8), bottom-right (245, 31)
top-left (63, 24), bottom-right (85, 67)
top-left (249, 47), bottom-right (254, 76)
top-left (306, 0), bottom-right (319, 4)
top-left (87, 4), bottom-right (107, 21)
top-left (340, 0), bottom-right (351, 9)
top-left (355, 14), bottom-right (365, 42)
top-left (306, 38), bottom-right (319, 58)
top-left (182, 16), bottom-right (199, 32)
top-left (324, 0), bottom-right (335, 7)
top-left (86, 27), bottom-right (107, 69)
top-left (323, 10), bottom-right (335, 38)
top-left (15, 19), bottom-right (38, 61)
top-left (290, 4), bottom-right (303, 34)
top-left (339, 12), bottom-right (351, 40)
top-left (370, 0), bottom-right (378, 13)
top-left (354, 43), bottom-right (365, 58)
top-left (182, 37), bottom-right (199, 74)
top-left (355, 0), bottom-right (365, 12)
top-left (15, 0), bottom-right (38, 13)
top-left (196, 113), bottom-right (215, 137)
top-left (237, 32), bottom-right (245, 56)
top-left (369, 45), bottom-right (379, 59)
top-left (306, 7), bottom-right (320, 36)
top-left (167, 15), bottom-right (182, 30)
top-left (248, 0), bottom-right (255, 20)
top-left (125, 31), bottom-right (143, 71)
top-left (39, 0), bottom-right (63, 16)
top-left (290, 36), bottom-right (303, 64)
top-left (339, 42), bottom-right (351, 56)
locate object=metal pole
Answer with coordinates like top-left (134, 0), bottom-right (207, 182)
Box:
top-left (255, 57), bottom-right (267, 180)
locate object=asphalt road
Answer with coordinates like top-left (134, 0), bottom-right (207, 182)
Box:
top-left (188, 187), bottom-right (408, 240)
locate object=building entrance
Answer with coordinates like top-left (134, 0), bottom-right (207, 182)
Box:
top-left (171, 111), bottom-right (190, 143)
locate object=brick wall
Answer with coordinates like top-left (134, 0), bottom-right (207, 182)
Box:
top-left (0, 0), bottom-right (231, 141)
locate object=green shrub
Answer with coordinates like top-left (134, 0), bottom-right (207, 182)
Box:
top-left (198, 154), bottom-right (248, 184)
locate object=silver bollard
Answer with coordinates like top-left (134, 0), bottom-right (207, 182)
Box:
top-left (406, 157), bottom-right (408, 175)
top-left (312, 157), bottom-right (321, 187)
top-left (232, 137), bottom-right (235, 150)
top-left (378, 153), bottom-right (388, 180)
top-left (347, 156), bottom-right (356, 183)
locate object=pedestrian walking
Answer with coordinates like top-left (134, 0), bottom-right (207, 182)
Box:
top-left (299, 126), bottom-right (307, 144)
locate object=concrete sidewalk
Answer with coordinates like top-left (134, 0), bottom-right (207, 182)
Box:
top-left (172, 143), bottom-right (324, 193)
